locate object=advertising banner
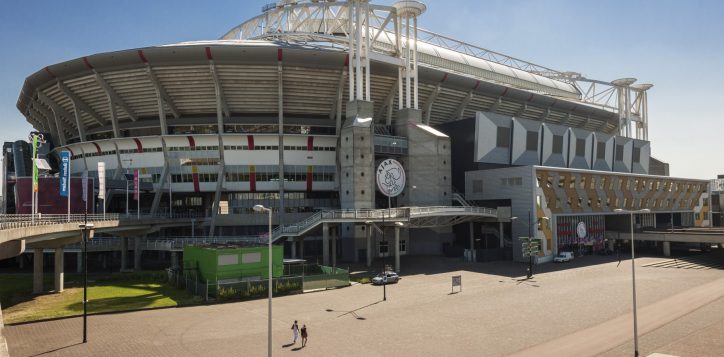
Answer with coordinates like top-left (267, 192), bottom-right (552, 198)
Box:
top-left (133, 169), bottom-right (139, 201)
top-left (15, 177), bottom-right (93, 214)
top-left (60, 151), bottom-right (70, 197)
top-left (98, 162), bottom-right (106, 200)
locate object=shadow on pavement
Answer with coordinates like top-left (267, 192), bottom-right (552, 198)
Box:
top-left (326, 300), bottom-right (382, 320)
top-left (29, 341), bottom-right (83, 357)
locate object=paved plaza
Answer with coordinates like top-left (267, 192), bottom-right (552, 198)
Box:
top-left (4, 255), bottom-right (724, 356)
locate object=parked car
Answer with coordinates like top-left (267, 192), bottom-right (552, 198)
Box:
top-left (553, 252), bottom-right (574, 263)
top-left (372, 271), bottom-right (400, 285)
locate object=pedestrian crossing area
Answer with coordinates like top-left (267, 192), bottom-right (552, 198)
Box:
top-left (643, 252), bottom-right (724, 270)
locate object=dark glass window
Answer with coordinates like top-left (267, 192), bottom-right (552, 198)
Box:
top-left (552, 135), bottom-right (563, 154)
top-left (575, 139), bottom-right (586, 157)
top-left (616, 145), bottom-right (624, 161)
top-left (496, 127), bottom-right (511, 148)
top-left (526, 131), bottom-right (538, 151)
top-left (633, 147), bottom-right (641, 163)
top-left (596, 142), bottom-right (606, 159)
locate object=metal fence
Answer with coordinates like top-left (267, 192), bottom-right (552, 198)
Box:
top-left (0, 213), bottom-right (120, 230)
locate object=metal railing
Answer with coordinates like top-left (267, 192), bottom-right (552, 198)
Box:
top-left (0, 213), bottom-right (120, 230)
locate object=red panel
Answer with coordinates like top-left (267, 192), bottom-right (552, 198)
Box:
top-left (307, 136), bottom-right (314, 151)
top-left (82, 57), bottom-right (94, 69)
top-left (15, 177), bottom-right (93, 214)
top-left (187, 135), bottom-right (195, 149)
top-left (472, 80), bottom-right (480, 90)
top-left (44, 67), bottom-right (56, 78)
top-left (67, 148), bottom-right (74, 156)
top-left (249, 165), bottom-right (256, 192)
top-left (137, 50), bottom-right (148, 63)
top-left (501, 87), bottom-right (509, 97)
top-left (247, 136), bottom-right (254, 150)
top-left (344, 54), bottom-right (349, 67)
top-left (133, 138), bottom-right (143, 153)
top-left (93, 142), bottom-right (101, 154)
top-left (192, 165), bottom-right (200, 193)
top-left (277, 48), bottom-right (283, 61)
top-left (205, 47), bottom-right (213, 60)
top-left (440, 73), bottom-right (448, 83)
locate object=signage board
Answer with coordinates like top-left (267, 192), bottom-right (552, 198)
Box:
top-left (59, 151), bottom-right (70, 197)
top-left (98, 162), bottom-right (106, 200)
top-left (376, 159), bottom-right (406, 197)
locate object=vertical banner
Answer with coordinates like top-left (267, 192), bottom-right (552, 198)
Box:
top-left (97, 162), bottom-right (106, 200)
top-left (60, 151), bottom-right (70, 197)
top-left (82, 170), bottom-right (88, 202)
top-left (133, 169), bottom-right (139, 201)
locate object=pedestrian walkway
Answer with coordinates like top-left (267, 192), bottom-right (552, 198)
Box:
top-left (642, 251), bottom-right (724, 270)
top-left (509, 277), bottom-right (724, 357)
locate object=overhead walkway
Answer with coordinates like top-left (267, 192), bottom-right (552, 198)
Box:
top-left (272, 206), bottom-right (497, 242)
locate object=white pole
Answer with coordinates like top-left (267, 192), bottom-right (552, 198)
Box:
top-left (630, 212), bottom-right (639, 357)
top-left (267, 208), bottom-right (273, 357)
top-left (126, 173), bottom-right (129, 217)
top-left (169, 180), bottom-right (172, 217)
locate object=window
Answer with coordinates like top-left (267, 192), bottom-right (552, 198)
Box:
top-left (379, 241), bottom-right (389, 254)
top-left (552, 135), bottom-right (563, 154)
top-left (596, 142), bottom-right (606, 159)
top-left (615, 145), bottom-right (624, 161)
top-left (496, 127), bottom-right (511, 148)
top-left (241, 252), bottom-right (261, 264)
top-left (633, 147), bottom-right (641, 163)
top-left (575, 139), bottom-right (586, 157)
top-left (473, 180), bottom-right (483, 193)
top-left (526, 131), bottom-right (538, 151)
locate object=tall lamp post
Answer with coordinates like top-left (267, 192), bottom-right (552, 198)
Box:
top-left (78, 223), bottom-right (94, 343)
top-left (614, 208), bottom-right (650, 357)
top-left (253, 204), bottom-right (273, 357)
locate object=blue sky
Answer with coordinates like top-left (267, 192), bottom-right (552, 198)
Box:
top-left (1, 0), bottom-right (722, 179)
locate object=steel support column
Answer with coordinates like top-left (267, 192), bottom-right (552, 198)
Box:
top-left (33, 248), bottom-right (43, 294)
top-left (54, 248), bottom-right (64, 292)
top-left (322, 223), bottom-right (330, 266)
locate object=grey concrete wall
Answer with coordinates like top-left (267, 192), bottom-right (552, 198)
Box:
top-left (613, 136), bottom-right (633, 173)
top-left (474, 111), bottom-right (512, 164)
top-left (540, 123), bottom-right (569, 167)
top-left (465, 165), bottom-right (536, 261)
top-left (568, 128), bottom-right (594, 169)
top-left (632, 139), bottom-right (651, 174)
top-left (511, 118), bottom-right (541, 166)
top-left (592, 132), bottom-right (614, 171)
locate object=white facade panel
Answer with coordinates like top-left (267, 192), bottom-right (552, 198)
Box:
top-left (511, 118), bottom-right (541, 166)
top-left (568, 128), bottom-right (593, 170)
top-left (474, 111), bottom-right (511, 164)
top-left (540, 123), bottom-right (569, 167)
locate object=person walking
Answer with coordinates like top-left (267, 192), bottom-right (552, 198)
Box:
top-left (291, 320), bottom-right (299, 344)
top-left (301, 324), bottom-right (308, 347)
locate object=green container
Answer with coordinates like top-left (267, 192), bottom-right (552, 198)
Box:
top-left (183, 245), bottom-right (283, 283)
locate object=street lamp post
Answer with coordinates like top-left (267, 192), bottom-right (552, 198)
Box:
top-left (78, 222), bottom-right (94, 343)
top-left (253, 204), bottom-right (273, 357)
top-left (614, 207), bottom-right (650, 357)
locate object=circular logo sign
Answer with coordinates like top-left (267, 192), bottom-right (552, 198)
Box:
top-left (376, 159), bottom-right (406, 197)
top-left (576, 221), bottom-right (587, 239)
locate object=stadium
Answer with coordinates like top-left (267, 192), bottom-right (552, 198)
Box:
top-left (2, 0), bottom-right (717, 278)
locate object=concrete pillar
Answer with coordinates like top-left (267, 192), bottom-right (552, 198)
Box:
top-left (54, 248), bottom-right (64, 292)
top-left (291, 238), bottom-right (297, 259)
top-left (608, 239), bottom-right (615, 251)
top-left (134, 237), bottom-right (142, 271)
top-left (663, 241), bottom-right (671, 257)
top-left (394, 226), bottom-right (400, 273)
top-left (101, 253), bottom-right (107, 270)
top-left (16, 255), bottom-right (25, 269)
top-left (77, 252), bottom-right (82, 273)
top-left (171, 251), bottom-right (179, 269)
top-left (469, 221), bottom-right (475, 250)
top-left (366, 223), bottom-right (372, 267)
top-left (121, 237), bottom-right (128, 271)
top-left (331, 226), bottom-right (337, 268)
top-left (300, 237), bottom-right (305, 259)
top-left (33, 248), bottom-right (43, 294)
top-left (322, 223), bottom-right (329, 266)
top-left (499, 222), bottom-right (505, 248)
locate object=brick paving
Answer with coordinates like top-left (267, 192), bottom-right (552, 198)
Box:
top-left (4, 255), bottom-right (724, 357)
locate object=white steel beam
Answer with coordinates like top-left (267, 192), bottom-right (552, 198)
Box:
top-left (94, 72), bottom-right (138, 121)
top-left (488, 97), bottom-right (503, 112)
top-left (453, 91), bottom-right (474, 121)
top-left (539, 108), bottom-right (551, 121)
top-left (209, 61), bottom-right (230, 133)
top-left (376, 78), bottom-right (399, 125)
top-left (37, 92), bottom-right (73, 145)
top-left (107, 95), bottom-right (121, 138)
top-left (423, 83), bottom-right (441, 125)
top-left (514, 103), bottom-right (528, 117)
top-left (56, 81), bottom-right (105, 126)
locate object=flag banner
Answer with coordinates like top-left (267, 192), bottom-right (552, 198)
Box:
top-left (82, 170), bottom-right (88, 202)
top-left (60, 151), bottom-right (70, 197)
top-left (32, 135), bottom-right (38, 193)
top-left (98, 162), bottom-right (106, 200)
top-left (133, 169), bottom-right (139, 201)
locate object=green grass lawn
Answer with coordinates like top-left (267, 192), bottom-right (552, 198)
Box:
top-left (0, 272), bottom-right (201, 324)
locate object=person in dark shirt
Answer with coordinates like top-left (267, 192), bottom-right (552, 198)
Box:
top-left (301, 324), bottom-right (308, 347)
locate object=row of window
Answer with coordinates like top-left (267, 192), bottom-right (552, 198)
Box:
top-left (496, 127), bottom-right (643, 163)
top-left (548, 195), bottom-right (698, 211)
top-left (71, 147), bottom-right (163, 159)
top-left (538, 174), bottom-right (705, 194)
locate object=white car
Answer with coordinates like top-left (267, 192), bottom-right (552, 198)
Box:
top-left (372, 271), bottom-right (400, 285)
top-left (553, 252), bottom-right (574, 263)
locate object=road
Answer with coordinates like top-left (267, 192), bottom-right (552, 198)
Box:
top-left (4, 255), bottom-right (724, 356)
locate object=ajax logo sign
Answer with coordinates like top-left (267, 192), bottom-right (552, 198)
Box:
top-left (376, 159), bottom-right (406, 197)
